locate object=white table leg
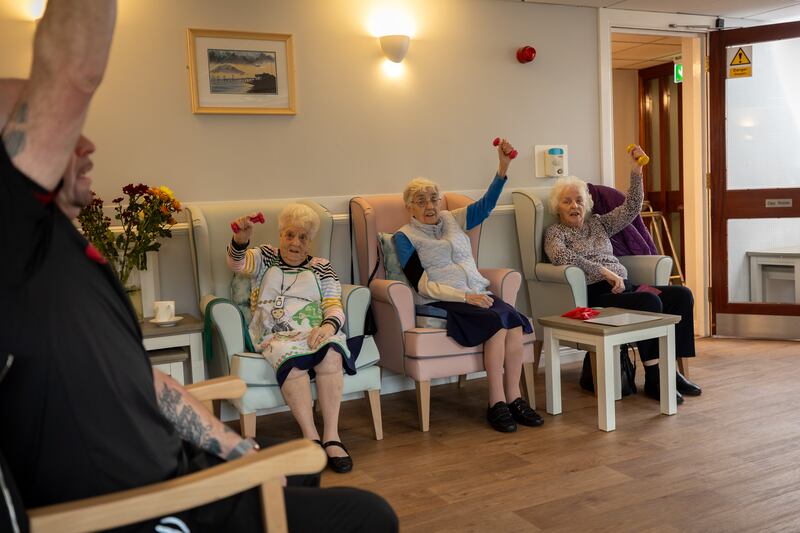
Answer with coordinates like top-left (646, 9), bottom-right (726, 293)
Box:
top-left (612, 343), bottom-right (622, 401)
top-left (544, 327), bottom-right (561, 415)
top-left (659, 326), bottom-right (677, 415)
top-left (188, 332), bottom-right (206, 383)
top-left (596, 337), bottom-right (615, 432)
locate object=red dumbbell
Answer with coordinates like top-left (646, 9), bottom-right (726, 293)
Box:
top-left (492, 137), bottom-right (518, 159)
top-left (231, 212), bottom-right (266, 233)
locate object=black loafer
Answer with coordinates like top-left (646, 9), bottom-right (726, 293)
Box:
top-left (322, 441), bottom-right (353, 474)
top-left (644, 379), bottom-right (684, 405)
top-left (507, 397), bottom-right (544, 427)
top-left (487, 401), bottom-right (517, 433)
top-left (676, 372), bottom-right (702, 396)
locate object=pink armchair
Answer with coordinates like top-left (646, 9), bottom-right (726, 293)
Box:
top-left (350, 193), bottom-right (537, 432)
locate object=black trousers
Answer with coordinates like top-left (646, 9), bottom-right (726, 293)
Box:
top-left (120, 438), bottom-right (398, 533)
top-left (586, 281), bottom-right (696, 362)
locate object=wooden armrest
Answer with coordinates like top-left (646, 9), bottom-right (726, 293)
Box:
top-left (28, 439), bottom-right (326, 533)
top-left (186, 376), bottom-right (247, 402)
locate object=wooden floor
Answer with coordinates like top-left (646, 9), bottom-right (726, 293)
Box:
top-left (249, 337), bottom-right (800, 532)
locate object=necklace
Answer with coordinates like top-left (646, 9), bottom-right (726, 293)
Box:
top-left (274, 268), bottom-right (311, 308)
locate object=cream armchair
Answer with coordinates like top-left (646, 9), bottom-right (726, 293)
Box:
top-left (350, 193), bottom-right (537, 432)
top-left (186, 200), bottom-right (383, 440)
top-left (511, 187), bottom-right (673, 369)
top-left (28, 376), bottom-right (326, 533)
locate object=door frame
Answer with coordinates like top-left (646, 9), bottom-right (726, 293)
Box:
top-left (598, 8), bottom-right (730, 336)
top-left (709, 20), bottom-right (800, 336)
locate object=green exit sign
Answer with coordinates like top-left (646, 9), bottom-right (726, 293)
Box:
top-left (674, 63), bottom-right (684, 83)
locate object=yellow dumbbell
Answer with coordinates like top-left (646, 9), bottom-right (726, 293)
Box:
top-left (626, 144), bottom-right (650, 166)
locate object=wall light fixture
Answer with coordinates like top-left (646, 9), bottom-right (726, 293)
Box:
top-left (379, 34), bottom-right (410, 63)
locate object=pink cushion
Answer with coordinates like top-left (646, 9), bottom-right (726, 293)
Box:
top-left (405, 328), bottom-right (537, 360)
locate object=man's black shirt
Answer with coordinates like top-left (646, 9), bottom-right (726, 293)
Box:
top-left (0, 146), bottom-right (185, 507)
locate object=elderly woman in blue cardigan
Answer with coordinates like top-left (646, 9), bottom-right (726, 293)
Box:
top-left (393, 139), bottom-right (543, 433)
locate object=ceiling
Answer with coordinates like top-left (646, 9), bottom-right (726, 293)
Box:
top-left (520, 0), bottom-right (800, 22)
top-left (612, 34), bottom-right (682, 69)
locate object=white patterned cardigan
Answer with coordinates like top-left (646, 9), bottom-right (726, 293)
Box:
top-left (226, 242), bottom-right (346, 337)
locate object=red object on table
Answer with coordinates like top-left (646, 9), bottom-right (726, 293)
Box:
top-left (516, 46), bottom-right (536, 64)
top-left (231, 212), bottom-right (266, 233)
top-left (492, 137), bottom-right (518, 159)
top-left (561, 307), bottom-right (600, 320)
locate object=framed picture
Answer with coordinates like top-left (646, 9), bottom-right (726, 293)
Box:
top-left (186, 28), bottom-right (296, 115)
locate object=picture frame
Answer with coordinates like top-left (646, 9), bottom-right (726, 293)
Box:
top-left (186, 28), bottom-right (296, 115)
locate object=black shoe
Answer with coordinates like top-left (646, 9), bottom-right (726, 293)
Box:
top-left (644, 377), bottom-right (684, 405)
top-left (507, 397), bottom-right (544, 427)
top-left (322, 441), bottom-right (353, 474)
top-left (487, 401), bottom-right (517, 433)
top-left (676, 372), bottom-right (702, 396)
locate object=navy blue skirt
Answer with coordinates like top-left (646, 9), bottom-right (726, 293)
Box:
top-left (275, 336), bottom-right (362, 387)
top-left (431, 295), bottom-right (532, 347)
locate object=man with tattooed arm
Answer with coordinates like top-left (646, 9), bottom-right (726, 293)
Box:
top-left (0, 1), bottom-right (396, 531)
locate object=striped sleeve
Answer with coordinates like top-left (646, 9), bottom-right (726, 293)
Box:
top-left (394, 231), bottom-right (424, 290)
top-left (226, 240), bottom-right (276, 279)
top-left (313, 259), bottom-right (345, 334)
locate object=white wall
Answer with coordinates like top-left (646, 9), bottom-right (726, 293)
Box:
top-left (612, 68), bottom-right (638, 190)
top-left (1, 0), bottom-right (602, 317)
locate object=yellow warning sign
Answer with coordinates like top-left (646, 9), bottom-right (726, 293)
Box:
top-left (726, 45), bottom-right (753, 78)
top-left (730, 47), bottom-right (751, 66)
top-left (729, 66), bottom-right (752, 78)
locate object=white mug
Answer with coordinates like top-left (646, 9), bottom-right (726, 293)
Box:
top-left (153, 301), bottom-right (176, 322)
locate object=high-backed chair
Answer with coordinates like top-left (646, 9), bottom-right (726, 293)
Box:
top-left (511, 187), bottom-right (674, 370)
top-left (350, 193), bottom-right (537, 432)
top-left (27, 376), bottom-right (326, 533)
top-left (186, 200), bottom-right (383, 440)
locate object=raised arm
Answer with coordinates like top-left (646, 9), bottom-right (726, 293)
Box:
top-left (598, 145), bottom-right (647, 236)
top-left (451, 139), bottom-right (514, 231)
top-left (226, 212), bottom-right (271, 278)
top-left (1, 0), bottom-right (116, 191)
top-left (153, 370), bottom-right (257, 460)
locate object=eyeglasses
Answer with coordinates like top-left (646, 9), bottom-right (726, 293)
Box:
top-left (412, 196), bottom-right (440, 208)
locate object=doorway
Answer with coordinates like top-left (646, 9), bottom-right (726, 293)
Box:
top-left (709, 20), bottom-right (800, 338)
top-left (612, 33), bottom-right (685, 282)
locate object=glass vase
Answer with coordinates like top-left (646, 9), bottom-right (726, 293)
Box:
top-left (124, 269), bottom-right (144, 322)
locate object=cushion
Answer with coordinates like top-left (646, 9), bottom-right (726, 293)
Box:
top-left (378, 232), bottom-right (410, 284)
top-left (230, 272), bottom-right (253, 324)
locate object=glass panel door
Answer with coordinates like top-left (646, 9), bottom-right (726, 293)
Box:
top-left (710, 21), bottom-right (800, 335)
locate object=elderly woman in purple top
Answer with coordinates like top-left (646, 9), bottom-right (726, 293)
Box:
top-left (544, 145), bottom-right (702, 404)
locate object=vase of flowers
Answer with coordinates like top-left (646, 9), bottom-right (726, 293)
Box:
top-left (78, 183), bottom-right (182, 320)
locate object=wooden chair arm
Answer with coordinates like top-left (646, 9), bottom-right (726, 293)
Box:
top-left (184, 375), bottom-right (247, 413)
top-left (29, 439), bottom-right (326, 533)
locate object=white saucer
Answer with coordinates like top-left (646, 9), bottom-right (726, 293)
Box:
top-left (149, 316), bottom-right (184, 327)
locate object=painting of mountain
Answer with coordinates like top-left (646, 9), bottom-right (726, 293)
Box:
top-left (207, 48), bottom-right (278, 94)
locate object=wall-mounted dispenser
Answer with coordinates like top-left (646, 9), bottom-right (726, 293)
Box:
top-left (545, 147), bottom-right (565, 178)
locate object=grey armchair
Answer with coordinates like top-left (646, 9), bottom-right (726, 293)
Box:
top-left (511, 187), bottom-right (673, 370)
top-left (186, 200), bottom-right (383, 440)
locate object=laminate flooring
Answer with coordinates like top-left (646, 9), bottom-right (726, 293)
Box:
top-left (248, 337), bottom-right (800, 532)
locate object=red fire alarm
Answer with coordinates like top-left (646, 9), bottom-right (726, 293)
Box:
top-left (516, 46), bottom-right (536, 64)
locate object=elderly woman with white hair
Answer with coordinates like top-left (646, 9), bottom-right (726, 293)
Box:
top-left (394, 139), bottom-right (543, 433)
top-left (543, 145), bottom-right (702, 404)
top-left (227, 204), bottom-right (355, 473)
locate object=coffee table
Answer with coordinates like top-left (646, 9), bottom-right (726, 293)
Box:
top-left (538, 307), bottom-right (681, 431)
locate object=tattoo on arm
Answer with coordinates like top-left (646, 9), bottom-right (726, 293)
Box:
top-left (2, 102), bottom-right (28, 157)
top-left (157, 383), bottom-right (222, 456)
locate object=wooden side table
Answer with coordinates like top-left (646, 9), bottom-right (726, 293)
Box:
top-left (538, 307), bottom-right (681, 432)
top-left (141, 314), bottom-right (205, 384)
